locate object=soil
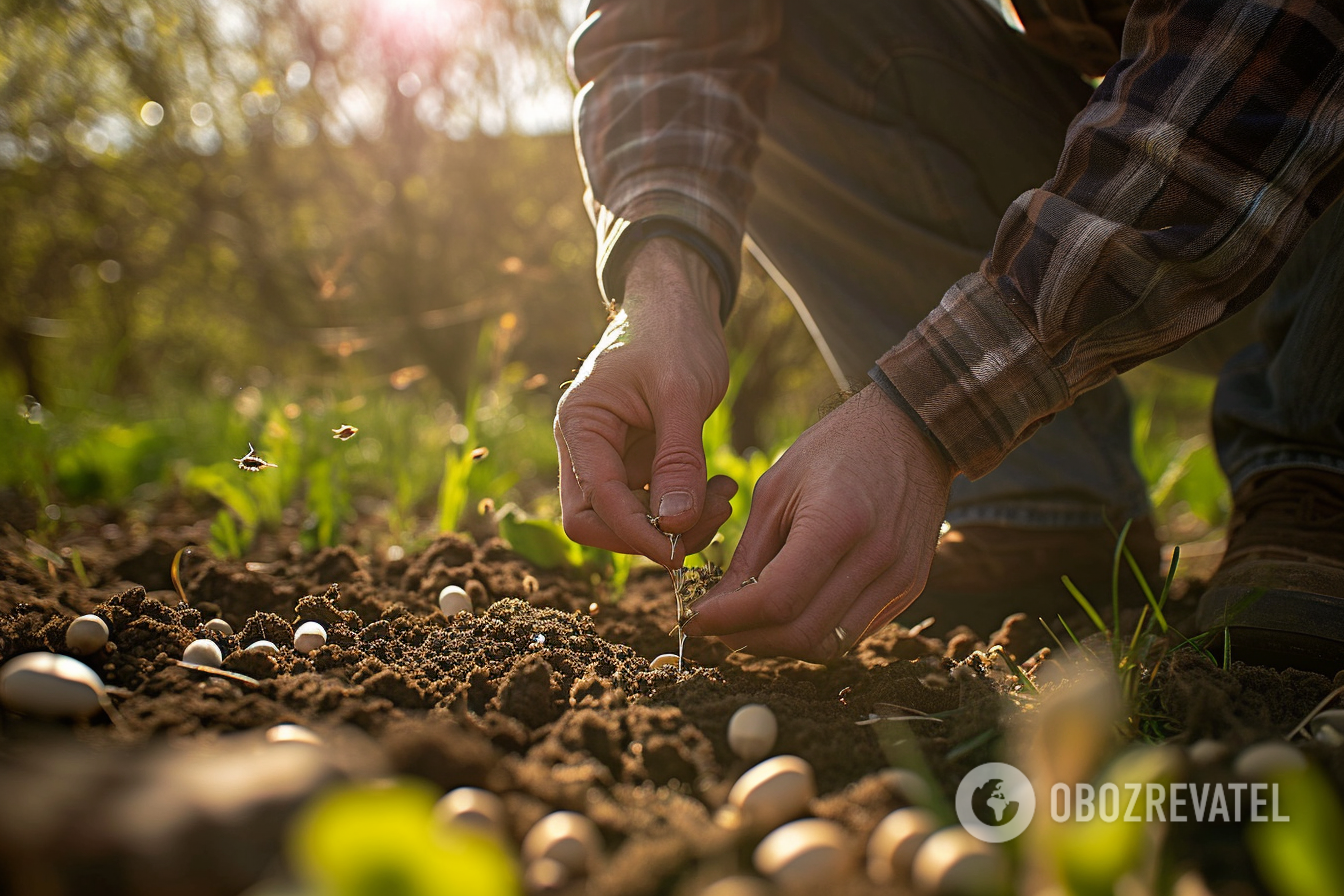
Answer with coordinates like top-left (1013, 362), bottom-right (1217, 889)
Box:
top-left (1, 511), bottom-right (1341, 896)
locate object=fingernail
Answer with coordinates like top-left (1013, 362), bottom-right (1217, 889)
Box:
top-left (658, 491), bottom-right (693, 519)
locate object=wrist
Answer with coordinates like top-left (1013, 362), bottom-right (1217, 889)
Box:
top-left (620, 237), bottom-right (723, 323)
top-left (857, 382), bottom-right (959, 483)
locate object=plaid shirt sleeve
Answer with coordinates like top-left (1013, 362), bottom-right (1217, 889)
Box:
top-left (875, 0), bottom-right (1344, 480)
top-left (569, 1), bottom-right (781, 319)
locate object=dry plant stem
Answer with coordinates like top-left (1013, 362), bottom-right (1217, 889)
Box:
top-left (1286, 682), bottom-right (1344, 740)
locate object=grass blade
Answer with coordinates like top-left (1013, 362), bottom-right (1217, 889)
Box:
top-left (1111, 518), bottom-right (1133, 646)
top-left (1062, 575), bottom-right (1106, 634)
top-left (998, 648), bottom-right (1040, 696)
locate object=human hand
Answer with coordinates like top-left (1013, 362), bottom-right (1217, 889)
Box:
top-left (682, 384), bottom-right (956, 661)
top-left (555, 238), bottom-right (739, 567)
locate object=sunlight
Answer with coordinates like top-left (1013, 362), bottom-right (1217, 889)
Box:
top-left (361, 0), bottom-right (477, 53)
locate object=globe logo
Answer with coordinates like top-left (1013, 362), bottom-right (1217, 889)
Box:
top-left (956, 762), bottom-right (1036, 842)
top-left (971, 777), bottom-right (1019, 826)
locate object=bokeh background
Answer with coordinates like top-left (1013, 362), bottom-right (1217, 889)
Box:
top-left (0, 0), bottom-right (1223, 571)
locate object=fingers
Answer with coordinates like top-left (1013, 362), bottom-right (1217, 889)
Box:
top-left (684, 506), bottom-right (856, 637)
top-left (648, 398), bottom-right (711, 534)
top-left (558, 410), bottom-right (737, 565)
top-left (718, 564), bottom-right (921, 662)
top-left (556, 413), bottom-right (668, 559)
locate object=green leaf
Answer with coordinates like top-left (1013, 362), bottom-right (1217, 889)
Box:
top-left (498, 511), bottom-right (583, 570)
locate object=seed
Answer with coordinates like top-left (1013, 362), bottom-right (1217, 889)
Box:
top-left (266, 723), bottom-right (322, 745)
top-left (1234, 742), bottom-right (1306, 781)
top-left (433, 787), bottom-right (507, 838)
top-left (470, 446), bottom-right (489, 461)
top-left (698, 876), bottom-right (773, 896)
top-left (867, 807), bottom-right (937, 884)
top-left (725, 755), bottom-right (816, 834)
top-left (183, 638), bottom-right (223, 667)
top-left (293, 621), bottom-right (327, 654)
top-left (910, 828), bottom-right (1007, 896)
top-left (65, 614), bottom-right (109, 655)
top-left (524, 858), bottom-right (569, 893)
top-left (521, 811), bottom-right (603, 877)
top-left (203, 618), bottom-right (233, 636)
top-left (727, 703), bottom-right (777, 762)
top-left (650, 654), bottom-right (680, 670)
top-left (247, 640), bottom-right (279, 655)
top-left (1309, 708), bottom-right (1344, 739)
top-left (753, 818), bottom-right (850, 893)
top-left (438, 585), bottom-right (472, 616)
top-left (0, 652), bottom-right (107, 719)
top-left (1186, 738), bottom-right (1229, 766)
top-left (331, 424), bottom-right (358, 441)
top-left (522, 574), bottom-right (539, 594)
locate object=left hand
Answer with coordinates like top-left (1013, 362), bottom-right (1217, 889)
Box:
top-left (682, 384), bottom-right (957, 662)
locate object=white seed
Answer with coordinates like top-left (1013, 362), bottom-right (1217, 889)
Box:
top-left (266, 723), bottom-right (322, 746)
top-left (65, 614), bottom-right (109, 655)
top-left (183, 638), bottom-right (223, 667)
top-left (1234, 742), bottom-right (1307, 781)
top-left (0, 652), bottom-right (107, 719)
top-left (523, 857), bottom-right (569, 893)
top-left (868, 807), bottom-right (938, 884)
top-left (247, 640), bottom-right (279, 655)
top-left (876, 768), bottom-right (935, 807)
top-left (650, 653), bottom-right (680, 670)
top-left (698, 876), bottom-right (773, 896)
top-left (521, 811), bottom-right (603, 877)
top-left (1186, 738), bottom-right (1229, 766)
top-left (293, 621), bottom-right (327, 654)
top-left (203, 618), bottom-right (233, 636)
top-left (438, 585), bottom-right (472, 616)
top-left (727, 703), bottom-right (777, 762)
top-left (726, 755), bottom-right (817, 833)
top-left (433, 787), bottom-right (507, 838)
top-left (1309, 708), bottom-right (1344, 738)
top-left (753, 818), bottom-right (850, 893)
top-left (910, 827), bottom-right (1008, 896)
top-left (1316, 726), bottom-right (1344, 748)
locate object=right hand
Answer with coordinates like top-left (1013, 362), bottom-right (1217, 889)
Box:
top-left (554, 238), bottom-right (739, 567)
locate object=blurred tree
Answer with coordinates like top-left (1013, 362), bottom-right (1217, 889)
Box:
top-left (0, 0), bottom-right (600, 408)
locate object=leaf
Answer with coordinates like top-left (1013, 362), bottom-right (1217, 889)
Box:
top-left (498, 511), bottom-right (583, 570)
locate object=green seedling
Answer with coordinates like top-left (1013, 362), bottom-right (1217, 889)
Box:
top-left (170, 546), bottom-right (194, 604)
top-left (494, 504), bottom-right (637, 600)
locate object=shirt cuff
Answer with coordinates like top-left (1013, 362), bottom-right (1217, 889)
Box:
top-left (873, 274), bottom-right (1069, 480)
top-left (592, 192), bottom-right (742, 323)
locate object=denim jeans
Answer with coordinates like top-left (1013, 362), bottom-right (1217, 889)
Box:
top-left (743, 0), bottom-right (1344, 527)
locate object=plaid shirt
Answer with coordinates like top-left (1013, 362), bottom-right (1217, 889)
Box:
top-left (571, 0), bottom-right (1344, 480)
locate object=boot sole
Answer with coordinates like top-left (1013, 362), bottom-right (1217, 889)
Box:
top-left (1196, 583), bottom-right (1344, 676)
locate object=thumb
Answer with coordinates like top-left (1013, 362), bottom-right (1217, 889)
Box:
top-left (648, 400), bottom-right (709, 534)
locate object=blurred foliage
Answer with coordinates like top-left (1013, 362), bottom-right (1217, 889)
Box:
top-left (1, 0), bottom-right (601, 405)
top-left (289, 778), bottom-right (519, 896)
top-left (1123, 366), bottom-right (1229, 539)
top-left (0, 0), bottom-right (1230, 583)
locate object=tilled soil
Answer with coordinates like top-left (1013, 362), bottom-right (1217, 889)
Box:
top-left (0, 520), bottom-right (1340, 896)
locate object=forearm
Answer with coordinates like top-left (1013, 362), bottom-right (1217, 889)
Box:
top-left (877, 0), bottom-right (1344, 479)
top-left (569, 0), bottom-right (781, 319)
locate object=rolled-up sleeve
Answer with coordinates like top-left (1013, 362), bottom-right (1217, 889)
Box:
top-left (875, 0), bottom-right (1344, 479)
top-left (569, 1), bottom-right (781, 318)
